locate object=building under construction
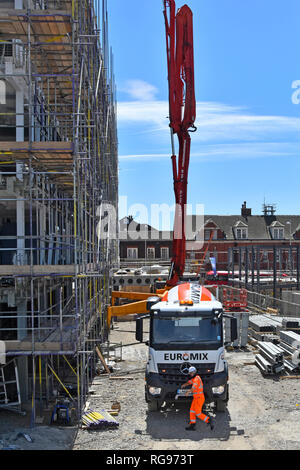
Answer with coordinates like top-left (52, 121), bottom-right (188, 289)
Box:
top-left (0, 0), bottom-right (118, 424)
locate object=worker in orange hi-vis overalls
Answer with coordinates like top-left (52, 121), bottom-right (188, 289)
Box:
top-left (181, 366), bottom-right (214, 431)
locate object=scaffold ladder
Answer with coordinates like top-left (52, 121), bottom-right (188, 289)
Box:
top-left (0, 367), bottom-right (8, 404)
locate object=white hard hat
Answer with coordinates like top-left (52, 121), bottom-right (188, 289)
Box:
top-left (188, 366), bottom-right (197, 374)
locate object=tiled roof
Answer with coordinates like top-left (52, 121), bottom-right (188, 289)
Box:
top-left (188, 215), bottom-right (300, 240)
top-left (119, 217), bottom-right (171, 241)
top-left (119, 215), bottom-right (300, 241)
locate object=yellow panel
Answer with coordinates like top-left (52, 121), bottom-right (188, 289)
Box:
top-left (107, 300), bottom-right (149, 327)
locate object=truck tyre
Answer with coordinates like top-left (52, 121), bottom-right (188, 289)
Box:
top-left (147, 400), bottom-right (160, 412)
top-left (216, 400), bottom-right (227, 412)
top-left (216, 384), bottom-right (229, 412)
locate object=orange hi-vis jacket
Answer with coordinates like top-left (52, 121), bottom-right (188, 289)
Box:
top-left (187, 374), bottom-right (204, 397)
top-left (187, 374), bottom-right (209, 425)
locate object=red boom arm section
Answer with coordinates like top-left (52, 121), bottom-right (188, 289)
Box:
top-left (163, 0), bottom-right (196, 286)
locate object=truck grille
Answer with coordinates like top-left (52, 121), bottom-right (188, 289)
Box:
top-left (157, 363), bottom-right (215, 385)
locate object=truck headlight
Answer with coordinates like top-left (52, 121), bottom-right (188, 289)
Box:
top-left (149, 387), bottom-right (161, 395)
top-left (212, 385), bottom-right (225, 395)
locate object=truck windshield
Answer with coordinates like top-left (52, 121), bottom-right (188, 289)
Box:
top-left (152, 315), bottom-right (222, 345)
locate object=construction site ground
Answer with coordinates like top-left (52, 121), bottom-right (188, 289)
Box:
top-left (73, 319), bottom-right (300, 451)
top-left (1, 319), bottom-right (300, 451)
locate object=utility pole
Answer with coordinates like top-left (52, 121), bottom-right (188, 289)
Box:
top-left (286, 221), bottom-right (292, 277)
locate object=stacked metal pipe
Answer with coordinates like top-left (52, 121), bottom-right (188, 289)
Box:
top-left (255, 342), bottom-right (284, 375)
top-left (279, 331), bottom-right (300, 373)
top-left (82, 409), bottom-right (119, 430)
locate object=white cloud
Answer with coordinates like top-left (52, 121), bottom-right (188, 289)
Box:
top-left (119, 142), bottom-right (300, 163)
top-left (120, 80), bottom-right (159, 101)
top-left (117, 100), bottom-right (168, 125)
top-left (119, 153), bottom-right (169, 160)
top-left (118, 100), bottom-right (300, 139)
top-left (117, 99), bottom-right (300, 162)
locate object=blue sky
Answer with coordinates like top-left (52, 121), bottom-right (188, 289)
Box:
top-left (107, 0), bottom-right (300, 228)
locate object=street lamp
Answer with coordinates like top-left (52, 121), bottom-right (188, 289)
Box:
top-left (286, 221), bottom-right (292, 276)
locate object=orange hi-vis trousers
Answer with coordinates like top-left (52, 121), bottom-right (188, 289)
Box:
top-left (189, 393), bottom-right (209, 424)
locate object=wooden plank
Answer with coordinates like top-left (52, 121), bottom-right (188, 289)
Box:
top-left (5, 340), bottom-right (74, 352)
top-left (0, 264), bottom-right (76, 275)
top-left (95, 346), bottom-right (111, 375)
top-left (109, 376), bottom-right (134, 381)
top-left (0, 10), bottom-right (71, 38)
top-left (48, 16), bottom-right (69, 70)
top-left (40, 16), bottom-right (61, 73)
top-left (280, 375), bottom-right (300, 380)
top-left (0, 142), bottom-right (74, 175)
top-left (266, 308), bottom-right (279, 315)
top-left (32, 13), bottom-right (71, 73)
top-left (0, 141), bottom-right (73, 153)
top-left (0, 9), bottom-right (72, 79)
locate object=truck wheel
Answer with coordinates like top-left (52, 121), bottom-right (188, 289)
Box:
top-left (165, 401), bottom-right (173, 409)
top-left (148, 401), bottom-right (160, 412)
top-left (216, 400), bottom-right (227, 412)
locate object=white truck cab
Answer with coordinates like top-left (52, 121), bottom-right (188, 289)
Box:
top-left (136, 282), bottom-right (238, 412)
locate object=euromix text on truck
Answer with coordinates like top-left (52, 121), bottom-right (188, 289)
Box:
top-left (136, 282), bottom-right (238, 412)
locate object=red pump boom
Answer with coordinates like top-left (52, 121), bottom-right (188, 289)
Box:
top-left (163, 0), bottom-right (197, 286)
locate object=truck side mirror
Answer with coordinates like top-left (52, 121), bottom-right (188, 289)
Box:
top-left (146, 296), bottom-right (160, 312)
top-left (230, 317), bottom-right (238, 342)
top-left (136, 318), bottom-right (143, 343)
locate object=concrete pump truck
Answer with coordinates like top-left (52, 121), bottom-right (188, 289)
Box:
top-left (135, 0), bottom-right (238, 412)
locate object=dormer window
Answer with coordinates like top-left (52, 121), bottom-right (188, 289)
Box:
top-left (272, 227), bottom-right (284, 239)
top-left (234, 220), bottom-right (248, 240)
top-left (204, 229), bottom-right (217, 241)
top-left (203, 219), bottom-right (219, 241)
top-left (236, 228), bottom-right (248, 239)
top-left (269, 221), bottom-right (285, 240)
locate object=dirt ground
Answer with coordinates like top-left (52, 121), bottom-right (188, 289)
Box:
top-left (1, 319), bottom-right (299, 451)
top-left (73, 320), bottom-right (300, 451)
top-left (0, 409), bottom-right (76, 450)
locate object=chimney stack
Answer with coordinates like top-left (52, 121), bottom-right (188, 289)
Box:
top-left (241, 201), bottom-right (252, 217)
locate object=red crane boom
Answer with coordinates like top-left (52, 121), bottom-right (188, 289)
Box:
top-left (163, 0), bottom-right (197, 287)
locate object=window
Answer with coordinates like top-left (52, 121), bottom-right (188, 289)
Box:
top-left (0, 80), bottom-right (16, 141)
top-left (152, 315), bottom-right (222, 345)
top-left (235, 228), bottom-right (248, 239)
top-left (0, 80), bottom-right (6, 105)
top-left (0, 43), bottom-right (12, 59)
top-left (204, 229), bottom-right (217, 240)
top-left (127, 247), bottom-right (138, 259)
top-left (147, 247), bottom-right (155, 259)
top-left (218, 273), bottom-right (228, 281)
top-left (160, 247), bottom-right (169, 260)
top-left (272, 228), bottom-right (284, 240)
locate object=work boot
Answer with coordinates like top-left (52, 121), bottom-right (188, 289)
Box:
top-left (208, 417), bottom-right (215, 431)
top-left (185, 423), bottom-right (196, 431)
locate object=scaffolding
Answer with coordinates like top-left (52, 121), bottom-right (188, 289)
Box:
top-left (228, 245), bottom-right (300, 297)
top-left (0, 0), bottom-right (118, 424)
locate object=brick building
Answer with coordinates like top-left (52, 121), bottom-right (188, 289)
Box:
top-left (119, 216), bottom-right (172, 264)
top-left (187, 202), bottom-right (300, 271)
top-left (119, 203), bottom-right (300, 272)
